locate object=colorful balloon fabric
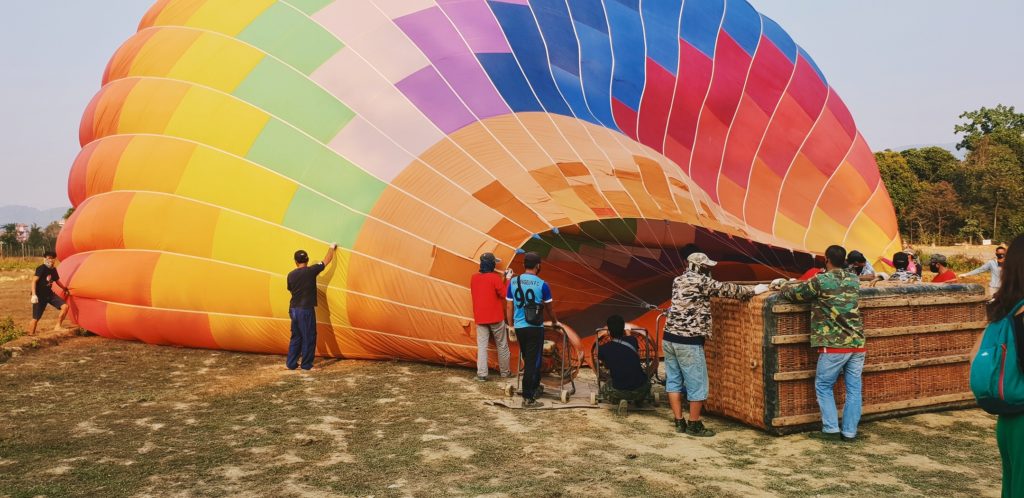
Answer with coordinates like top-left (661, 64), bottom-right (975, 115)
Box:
top-left (60, 0), bottom-right (900, 365)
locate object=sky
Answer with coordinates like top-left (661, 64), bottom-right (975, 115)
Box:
top-left (0, 1), bottom-right (1021, 210)
top-left (749, 0), bottom-right (1024, 150)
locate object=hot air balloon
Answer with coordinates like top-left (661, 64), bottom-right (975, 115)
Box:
top-left (59, 0), bottom-right (900, 366)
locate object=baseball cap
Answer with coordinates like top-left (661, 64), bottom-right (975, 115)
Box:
top-left (480, 252), bottom-right (501, 264)
top-left (929, 253), bottom-right (947, 265)
top-left (687, 252), bottom-right (718, 267)
top-left (294, 249), bottom-right (309, 263)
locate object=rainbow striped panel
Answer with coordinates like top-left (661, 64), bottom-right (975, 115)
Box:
top-left (61, 0), bottom-right (900, 365)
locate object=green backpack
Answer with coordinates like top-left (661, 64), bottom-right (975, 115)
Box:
top-left (970, 300), bottom-right (1024, 415)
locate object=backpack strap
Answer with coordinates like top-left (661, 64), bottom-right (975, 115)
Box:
top-left (611, 338), bottom-right (638, 354)
top-left (1012, 298), bottom-right (1024, 317)
top-left (516, 275), bottom-right (537, 305)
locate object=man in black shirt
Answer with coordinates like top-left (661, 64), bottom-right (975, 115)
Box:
top-left (597, 315), bottom-right (650, 412)
top-left (286, 243), bottom-right (336, 370)
top-left (29, 251), bottom-right (71, 335)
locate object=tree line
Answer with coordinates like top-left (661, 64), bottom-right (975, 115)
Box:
top-left (877, 104), bottom-right (1024, 245)
top-left (0, 208), bottom-right (73, 257)
top-left (0, 221), bottom-right (63, 258)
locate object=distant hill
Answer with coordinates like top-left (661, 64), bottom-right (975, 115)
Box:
top-left (0, 205), bottom-right (69, 226)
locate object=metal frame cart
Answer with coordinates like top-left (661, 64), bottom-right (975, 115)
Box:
top-left (504, 324), bottom-right (580, 403)
top-left (652, 307), bottom-right (671, 385)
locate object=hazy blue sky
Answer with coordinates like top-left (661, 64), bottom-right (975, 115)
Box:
top-left (0, 1), bottom-right (1021, 209)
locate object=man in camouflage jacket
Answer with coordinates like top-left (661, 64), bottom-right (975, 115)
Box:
top-left (779, 245), bottom-right (866, 442)
top-left (663, 253), bottom-right (768, 436)
top-left (664, 267), bottom-right (757, 340)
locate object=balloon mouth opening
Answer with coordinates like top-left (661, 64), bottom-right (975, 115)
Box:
top-left (507, 219), bottom-right (814, 337)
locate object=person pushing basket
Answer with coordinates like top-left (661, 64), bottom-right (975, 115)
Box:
top-left (663, 252), bottom-right (769, 436)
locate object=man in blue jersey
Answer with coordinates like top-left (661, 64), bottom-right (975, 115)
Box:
top-left (506, 252), bottom-right (560, 408)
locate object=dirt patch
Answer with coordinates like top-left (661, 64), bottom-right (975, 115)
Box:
top-left (419, 441), bottom-right (475, 462)
top-left (0, 273), bottom-right (1004, 497)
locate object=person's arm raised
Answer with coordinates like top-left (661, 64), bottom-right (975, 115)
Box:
top-left (323, 243), bottom-right (338, 266)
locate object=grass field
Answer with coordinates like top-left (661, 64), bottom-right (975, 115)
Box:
top-left (0, 263), bottom-right (1006, 497)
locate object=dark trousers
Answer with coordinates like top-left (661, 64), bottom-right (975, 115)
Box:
top-left (287, 308), bottom-right (317, 370)
top-left (517, 327), bottom-right (545, 399)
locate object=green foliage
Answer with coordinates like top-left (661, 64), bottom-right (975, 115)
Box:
top-left (907, 181), bottom-right (960, 244)
top-left (0, 316), bottom-right (25, 345)
top-left (916, 252), bottom-right (983, 273)
top-left (955, 104), bottom-right (1024, 154)
top-left (958, 219), bottom-right (985, 245)
top-left (0, 223), bottom-right (17, 248)
top-left (875, 150), bottom-right (919, 235)
top-left (26, 224), bottom-right (44, 247)
top-left (963, 142), bottom-right (1024, 241)
top-left (0, 221), bottom-right (62, 257)
top-left (879, 104), bottom-right (1024, 244)
top-left (43, 221), bottom-right (61, 242)
top-left (901, 146), bottom-right (959, 183)
top-left (946, 254), bottom-right (985, 273)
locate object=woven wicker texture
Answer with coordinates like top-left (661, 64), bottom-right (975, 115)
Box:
top-left (703, 284), bottom-right (986, 432)
top-left (775, 329), bottom-right (980, 372)
top-left (706, 294), bottom-right (769, 429)
top-left (776, 363), bottom-right (970, 416)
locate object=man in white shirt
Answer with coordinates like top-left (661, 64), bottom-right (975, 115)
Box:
top-left (962, 246), bottom-right (1006, 294)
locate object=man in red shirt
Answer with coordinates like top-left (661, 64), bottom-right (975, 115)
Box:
top-left (929, 254), bottom-right (958, 283)
top-left (471, 252), bottom-right (511, 381)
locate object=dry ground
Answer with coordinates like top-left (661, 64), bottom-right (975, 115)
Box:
top-left (0, 263), bottom-right (1005, 498)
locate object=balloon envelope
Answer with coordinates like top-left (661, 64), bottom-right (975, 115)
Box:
top-left (60, 0), bottom-right (900, 365)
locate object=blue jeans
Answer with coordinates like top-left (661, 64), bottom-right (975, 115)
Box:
top-left (815, 352), bottom-right (865, 438)
top-left (287, 308), bottom-right (317, 370)
top-left (662, 341), bottom-right (706, 400)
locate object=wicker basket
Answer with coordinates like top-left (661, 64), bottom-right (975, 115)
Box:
top-left (705, 283), bottom-right (987, 434)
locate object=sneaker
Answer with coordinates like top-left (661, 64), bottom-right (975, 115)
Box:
top-left (840, 434), bottom-right (862, 443)
top-left (475, 375), bottom-right (488, 382)
top-left (523, 398), bottom-right (545, 409)
top-left (674, 418), bottom-right (687, 433)
top-left (616, 400), bottom-right (629, 416)
top-left (808, 431), bottom-right (841, 442)
top-left (685, 420), bottom-right (715, 437)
